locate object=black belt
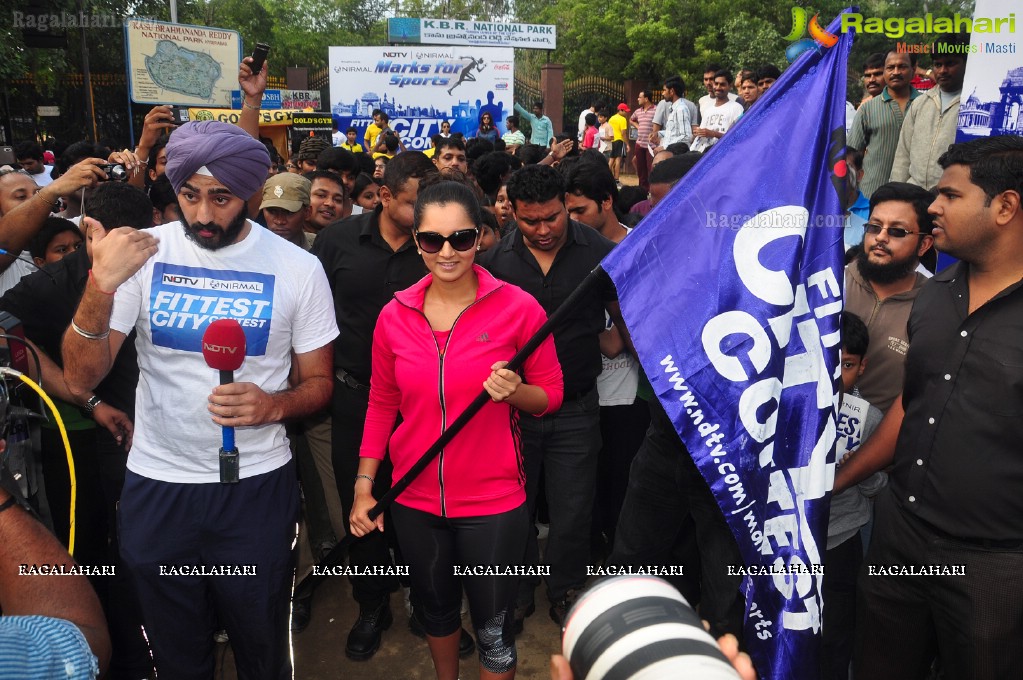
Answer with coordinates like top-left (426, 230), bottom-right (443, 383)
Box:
top-left (914, 513), bottom-right (1023, 551)
top-left (563, 384), bottom-right (596, 402)
top-left (335, 368), bottom-right (369, 392)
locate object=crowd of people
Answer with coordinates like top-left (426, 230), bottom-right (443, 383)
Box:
top-left (0, 28), bottom-right (1020, 680)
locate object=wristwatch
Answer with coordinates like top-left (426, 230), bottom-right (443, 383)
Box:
top-left (83, 395), bottom-right (102, 416)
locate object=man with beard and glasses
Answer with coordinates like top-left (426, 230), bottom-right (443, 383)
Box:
top-left (61, 120), bottom-right (338, 679)
top-left (844, 181), bottom-right (934, 413)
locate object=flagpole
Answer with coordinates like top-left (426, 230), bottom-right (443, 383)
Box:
top-left (294, 264), bottom-right (608, 600)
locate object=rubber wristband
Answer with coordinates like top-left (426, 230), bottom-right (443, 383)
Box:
top-left (89, 270), bottom-right (116, 295)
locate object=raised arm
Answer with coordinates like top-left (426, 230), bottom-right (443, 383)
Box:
top-left (0, 160), bottom-right (105, 273)
top-left (237, 55), bottom-right (268, 141)
top-left (133, 105), bottom-right (177, 185)
top-left (62, 221), bottom-right (158, 397)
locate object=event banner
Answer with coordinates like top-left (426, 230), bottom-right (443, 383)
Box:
top-left (124, 18), bottom-right (241, 107)
top-left (328, 46), bottom-right (514, 151)
top-left (602, 12), bottom-right (852, 680)
top-left (388, 17), bottom-right (556, 49)
top-left (955, 0), bottom-right (1022, 142)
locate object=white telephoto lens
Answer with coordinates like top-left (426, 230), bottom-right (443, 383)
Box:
top-left (562, 575), bottom-right (742, 680)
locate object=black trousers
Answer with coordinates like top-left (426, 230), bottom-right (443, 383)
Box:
top-left (855, 489), bottom-right (1023, 679)
top-left (119, 462), bottom-right (298, 680)
top-left (391, 502), bottom-right (527, 674)
top-left (821, 533), bottom-right (861, 680)
top-left (330, 376), bottom-right (399, 605)
top-left (606, 398), bottom-right (744, 639)
top-left (41, 426), bottom-right (152, 679)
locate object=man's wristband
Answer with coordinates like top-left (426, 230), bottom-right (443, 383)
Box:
top-left (34, 193), bottom-right (60, 210)
top-left (243, 102), bottom-right (261, 111)
top-left (88, 269), bottom-right (116, 295)
top-left (82, 395), bottom-right (102, 416)
top-left (71, 319), bottom-right (110, 341)
top-left (354, 474), bottom-right (375, 486)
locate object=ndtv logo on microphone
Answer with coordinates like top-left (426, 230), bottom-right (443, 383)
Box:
top-left (203, 343), bottom-right (240, 354)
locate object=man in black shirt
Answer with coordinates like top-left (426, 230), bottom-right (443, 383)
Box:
top-left (0, 181), bottom-right (151, 678)
top-left (836, 136), bottom-right (1023, 679)
top-left (477, 164), bottom-right (625, 628)
top-left (313, 152), bottom-right (452, 660)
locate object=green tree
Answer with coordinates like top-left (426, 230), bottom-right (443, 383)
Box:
top-left (722, 12), bottom-right (787, 75)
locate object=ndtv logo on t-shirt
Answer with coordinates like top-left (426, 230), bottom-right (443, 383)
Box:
top-left (161, 273), bottom-right (264, 294)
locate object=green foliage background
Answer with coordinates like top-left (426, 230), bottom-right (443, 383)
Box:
top-left (2, 0), bottom-right (977, 142)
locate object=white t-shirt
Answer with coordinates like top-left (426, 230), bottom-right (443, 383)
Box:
top-left (691, 100), bottom-right (744, 153)
top-left (596, 224), bottom-right (639, 406)
top-left (110, 221), bottom-right (339, 483)
top-left (577, 108), bottom-right (593, 141)
top-left (0, 258), bottom-right (38, 297)
top-left (30, 167), bottom-right (55, 188)
top-left (598, 123), bottom-right (613, 153)
top-left (331, 131), bottom-right (344, 147)
top-left (698, 92), bottom-right (738, 111)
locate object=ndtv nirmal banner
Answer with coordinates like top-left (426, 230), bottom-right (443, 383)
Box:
top-left (328, 46), bottom-right (514, 151)
top-left (388, 17), bottom-right (557, 49)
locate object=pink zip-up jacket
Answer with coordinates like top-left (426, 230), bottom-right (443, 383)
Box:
top-left (361, 265), bottom-right (563, 518)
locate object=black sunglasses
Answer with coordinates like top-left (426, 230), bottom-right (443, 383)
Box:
top-left (416, 228), bottom-right (479, 253)
top-left (864, 224), bottom-right (924, 239)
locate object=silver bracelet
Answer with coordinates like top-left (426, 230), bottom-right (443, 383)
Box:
top-left (71, 319), bottom-right (110, 340)
top-left (243, 102), bottom-right (260, 111)
top-left (354, 474), bottom-right (375, 486)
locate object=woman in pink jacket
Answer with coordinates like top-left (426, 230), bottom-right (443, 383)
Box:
top-left (351, 180), bottom-right (563, 680)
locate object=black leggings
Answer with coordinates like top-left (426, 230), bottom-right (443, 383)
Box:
top-left (391, 502), bottom-right (528, 673)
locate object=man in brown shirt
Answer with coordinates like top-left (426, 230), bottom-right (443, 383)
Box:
top-left (844, 181), bottom-right (935, 413)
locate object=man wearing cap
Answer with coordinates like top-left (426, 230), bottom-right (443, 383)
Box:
top-left (608, 104), bottom-right (631, 185)
top-left (296, 136), bottom-right (331, 174)
top-left (261, 173), bottom-right (311, 248)
top-left (62, 120), bottom-right (339, 679)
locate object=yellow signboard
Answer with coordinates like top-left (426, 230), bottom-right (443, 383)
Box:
top-left (186, 108), bottom-right (315, 126)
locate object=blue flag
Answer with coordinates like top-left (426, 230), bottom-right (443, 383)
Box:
top-left (601, 13), bottom-right (852, 680)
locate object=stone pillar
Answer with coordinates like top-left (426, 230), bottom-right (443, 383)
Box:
top-left (287, 67), bottom-right (309, 91)
top-left (540, 63), bottom-right (565, 134)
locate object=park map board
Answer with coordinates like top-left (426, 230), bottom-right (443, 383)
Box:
top-left (125, 18), bottom-right (241, 107)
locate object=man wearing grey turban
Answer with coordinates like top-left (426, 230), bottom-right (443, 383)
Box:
top-left (62, 118), bottom-right (339, 678)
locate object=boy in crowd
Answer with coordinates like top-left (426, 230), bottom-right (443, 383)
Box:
top-left (823, 311), bottom-right (886, 680)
